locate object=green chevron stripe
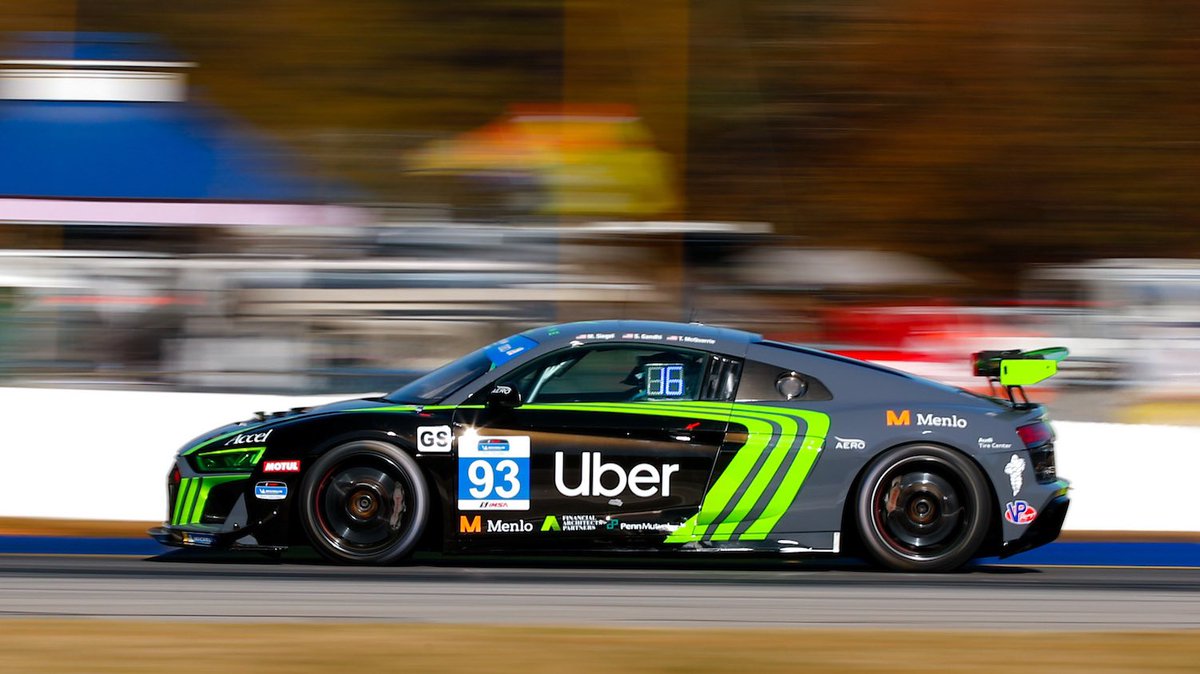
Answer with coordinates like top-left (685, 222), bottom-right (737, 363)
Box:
top-left (649, 403), bottom-right (818, 541)
top-left (175, 477), bottom-right (197, 525)
top-left (593, 401), bottom-right (800, 540)
top-left (171, 477), bottom-right (191, 525)
top-left (740, 433), bottom-right (826, 540)
top-left (724, 403), bottom-right (829, 541)
top-left (176, 475), bottom-right (248, 526)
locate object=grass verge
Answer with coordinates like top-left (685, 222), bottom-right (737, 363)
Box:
top-left (0, 621), bottom-right (1196, 673)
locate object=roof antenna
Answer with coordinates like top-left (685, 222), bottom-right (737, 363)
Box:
top-left (688, 302), bottom-right (700, 325)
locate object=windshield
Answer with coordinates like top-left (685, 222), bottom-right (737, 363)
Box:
top-left (385, 334), bottom-right (539, 404)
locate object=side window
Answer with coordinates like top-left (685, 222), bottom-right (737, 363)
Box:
top-left (492, 345), bottom-right (712, 404)
top-left (735, 359), bottom-right (832, 402)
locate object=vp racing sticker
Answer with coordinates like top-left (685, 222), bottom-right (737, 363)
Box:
top-left (457, 436), bottom-right (530, 511)
top-left (1004, 500), bottom-right (1037, 525)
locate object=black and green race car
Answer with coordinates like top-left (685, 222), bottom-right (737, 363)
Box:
top-left (150, 320), bottom-right (1070, 572)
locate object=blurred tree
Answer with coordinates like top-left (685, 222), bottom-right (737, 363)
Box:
top-left (3, 0), bottom-right (1198, 290)
top-left (687, 0), bottom-right (1200, 288)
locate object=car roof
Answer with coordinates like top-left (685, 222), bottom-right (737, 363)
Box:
top-left (522, 319), bottom-right (760, 357)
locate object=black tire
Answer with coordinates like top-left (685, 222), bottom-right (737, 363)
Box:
top-left (299, 440), bottom-right (429, 565)
top-left (854, 444), bottom-right (991, 572)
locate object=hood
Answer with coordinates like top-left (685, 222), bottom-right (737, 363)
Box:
top-left (178, 396), bottom-right (392, 455)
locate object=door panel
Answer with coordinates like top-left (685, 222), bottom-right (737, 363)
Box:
top-left (452, 404), bottom-right (729, 544)
top-left (450, 343), bottom-right (741, 546)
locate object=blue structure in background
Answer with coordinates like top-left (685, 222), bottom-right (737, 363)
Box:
top-left (0, 32), bottom-right (350, 202)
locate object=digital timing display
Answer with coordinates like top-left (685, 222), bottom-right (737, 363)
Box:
top-left (645, 363), bottom-right (685, 398)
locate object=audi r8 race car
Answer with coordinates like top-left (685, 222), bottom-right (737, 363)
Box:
top-left (151, 320), bottom-right (1070, 572)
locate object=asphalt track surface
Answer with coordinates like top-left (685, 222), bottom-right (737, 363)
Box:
top-left (0, 553), bottom-right (1197, 630)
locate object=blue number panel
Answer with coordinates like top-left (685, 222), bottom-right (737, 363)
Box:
top-left (457, 436), bottom-right (531, 511)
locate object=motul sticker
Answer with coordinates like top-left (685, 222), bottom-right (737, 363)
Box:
top-left (262, 460), bottom-right (300, 473)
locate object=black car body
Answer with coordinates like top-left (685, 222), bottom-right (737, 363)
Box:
top-left (151, 320), bottom-right (1069, 571)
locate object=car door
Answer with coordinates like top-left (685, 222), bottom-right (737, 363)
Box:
top-left (452, 343), bottom-right (739, 544)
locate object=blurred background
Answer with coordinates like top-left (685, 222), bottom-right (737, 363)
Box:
top-left (2, 0), bottom-right (1199, 425)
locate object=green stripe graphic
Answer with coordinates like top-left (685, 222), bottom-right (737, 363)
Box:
top-left (172, 478), bottom-right (193, 525)
top-left (171, 475), bottom-right (249, 525)
top-left (587, 401), bottom-right (800, 540)
top-left (175, 478), bottom-right (197, 525)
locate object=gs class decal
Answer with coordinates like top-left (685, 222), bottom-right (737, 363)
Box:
top-left (416, 425), bottom-right (453, 453)
top-left (457, 436), bottom-right (530, 511)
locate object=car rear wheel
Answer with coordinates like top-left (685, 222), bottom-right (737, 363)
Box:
top-left (299, 440), bottom-right (428, 564)
top-left (855, 444), bottom-right (990, 572)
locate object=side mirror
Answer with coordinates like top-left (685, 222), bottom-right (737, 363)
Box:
top-left (486, 384), bottom-right (523, 409)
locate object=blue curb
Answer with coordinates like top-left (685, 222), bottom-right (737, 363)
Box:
top-left (0, 536), bottom-right (170, 555)
top-left (0, 537), bottom-right (1196, 567)
top-left (976, 541), bottom-right (1200, 568)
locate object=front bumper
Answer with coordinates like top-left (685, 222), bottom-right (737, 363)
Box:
top-left (160, 453), bottom-right (294, 551)
top-left (149, 520), bottom-right (286, 552)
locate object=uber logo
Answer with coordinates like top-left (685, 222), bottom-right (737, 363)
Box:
top-left (417, 426), bottom-right (453, 453)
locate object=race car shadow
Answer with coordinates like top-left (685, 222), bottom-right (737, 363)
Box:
top-left (147, 547), bottom-right (1040, 575)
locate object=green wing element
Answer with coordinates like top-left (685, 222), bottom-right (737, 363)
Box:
top-left (973, 347), bottom-right (1070, 386)
top-left (999, 359), bottom-right (1058, 386)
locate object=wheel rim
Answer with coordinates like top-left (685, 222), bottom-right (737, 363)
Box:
top-left (314, 454), bottom-right (412, 556)
top-left (869, 457), bottom-right (971, 562)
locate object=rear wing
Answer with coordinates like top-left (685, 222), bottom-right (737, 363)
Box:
top-left (972, 347), bottom-right (1069, 407)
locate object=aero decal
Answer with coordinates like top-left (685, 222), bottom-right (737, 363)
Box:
top-left (521, 402), bottom-right (829, 543)
top-left (170, 475), bottom-right (247, 525)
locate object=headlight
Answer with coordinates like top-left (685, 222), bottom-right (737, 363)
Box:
top-left (194, 447), bottom-right (265, 473)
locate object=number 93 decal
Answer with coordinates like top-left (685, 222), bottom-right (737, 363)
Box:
top-left (457, 436), bottom-right (531, 511)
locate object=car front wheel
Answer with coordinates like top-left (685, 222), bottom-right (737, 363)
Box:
top-left (299, 440), bottom-right (429, 564)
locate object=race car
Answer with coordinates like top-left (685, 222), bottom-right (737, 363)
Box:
top-left (150, 320), bottom-right (1070, 572)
